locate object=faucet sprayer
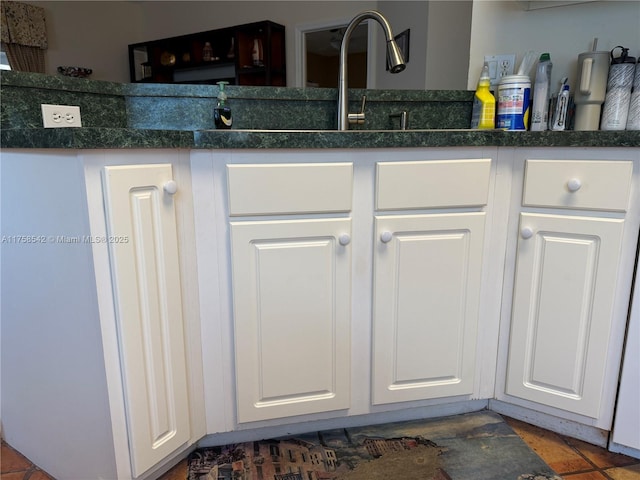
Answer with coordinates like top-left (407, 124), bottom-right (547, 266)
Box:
top-left (338, 10), bottom-right (406, 130)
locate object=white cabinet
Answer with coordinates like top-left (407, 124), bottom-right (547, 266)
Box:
top-left (227, 162), bottom-right (353, 423)
top-left (6, 145), bottom-right (640, 475)
top-left (102, 164), bottom-right (192, 476)
top-left (218, 152), bottom-right (497, 423)
top-left (194, 147), bottom-right (638, 445)
top-left (0, 150), bottom-right (204, 480)
top-left (371, 158), bottom-right (492, 404)
top-left (500, 153), bottom-right (640, 430)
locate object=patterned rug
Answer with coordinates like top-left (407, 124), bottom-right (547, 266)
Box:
top-left (188, 410), bottom-right (562, 480)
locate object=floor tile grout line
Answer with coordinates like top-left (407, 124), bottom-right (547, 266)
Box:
top-left (502, 418), bottom-right (599, 478)
top-left (561, 469), bottom-right (613, 479)
top-left (500, 418), bottom-right (637, 479)
top-left (555, 433), bottom-right (640, 480)
top-left (595, 468), bottom-right (618, 480)
top-left (558, 434), bottom-right (609, 475)
top-left (561, 468), bottom-right (599, 475)
top-left (601, 463), bottom-right (640, 480)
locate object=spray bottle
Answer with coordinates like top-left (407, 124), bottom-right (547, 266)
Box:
top-left (470, 64), bottom-right (496, 129)
top-left (530, 53), bottom-right (552, 131)
top-left (214, 81), bottom-right (233, 129)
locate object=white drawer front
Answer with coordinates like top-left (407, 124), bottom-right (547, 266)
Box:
top-left (228, 163), bottom-right (353, 216)
top-left (523, 159), bottom-right (633, 212)
top-left (376, 159), bottom-right (492, 210)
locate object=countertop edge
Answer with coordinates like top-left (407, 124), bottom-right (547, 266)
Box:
top-left (2, 128), bottom-right (639, 150)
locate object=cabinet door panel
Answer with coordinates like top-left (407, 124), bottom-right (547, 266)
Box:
top-left (372, 213), bottom-right (486, 404)
top-left (231, 218), bottom-right (351, 422)
top-left (506, 213), bottom-right (625, 418)
top-left (102, 164), bottom-right (190, 477)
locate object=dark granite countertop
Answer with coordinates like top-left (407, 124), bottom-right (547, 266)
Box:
top-left (1, 127), bottom-right (193, 149)
top-left (2, 127), bottom-right (639, 149)
top-left (2, 72), bottom-right (639, 150)
top-left (193, 128), bottom-right (640, 149)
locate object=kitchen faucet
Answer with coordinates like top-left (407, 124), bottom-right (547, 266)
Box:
top-left (337, 10), bottom-right (406, 130)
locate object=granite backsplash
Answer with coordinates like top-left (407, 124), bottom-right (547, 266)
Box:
top-left (1, 71), bottom-right (474, 131)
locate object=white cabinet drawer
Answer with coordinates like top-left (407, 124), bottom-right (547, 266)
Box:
top-left (376, 159), bottom-right (492, 210)
top-left (523, 159), bottom-right (633, 212)
top-left (227, 163), bottom-right (353, 216)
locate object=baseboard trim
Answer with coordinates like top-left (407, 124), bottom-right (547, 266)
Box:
top-left (198, 399), bottom-right (489, 448)
top-left (489, 399), bottom-right (609, 447)
top-left (140, 443), bottom-right (198, 480)
top-left (608, 441), bottom-right (640, 459)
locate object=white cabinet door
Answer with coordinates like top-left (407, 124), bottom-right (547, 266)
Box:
top-left (102, 164), bottom-right (190, 477)
top-left (372, 212), bottom-right (486, 404)
top-left (231, 218), bottom-right (352, 423)
top-left (506, 212), bottom-right (625, 418)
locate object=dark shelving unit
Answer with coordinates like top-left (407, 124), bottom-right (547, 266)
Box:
top-left (128, 20), bottom-right (286, 86)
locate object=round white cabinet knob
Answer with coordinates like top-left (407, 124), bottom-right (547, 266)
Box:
top-left (521, 227), bottom-right (534, 239)
top-left (567, 178), bottom-right (582, 192)
top-left (338, 233), bottom-right (351, 246)
top-left (163, 180), bottom-right (178, 195)
top-left (380, 231), bottom-right (393, 243)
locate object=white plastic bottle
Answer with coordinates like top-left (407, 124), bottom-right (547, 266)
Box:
top-left (530, 53), bottom-right (552, 131)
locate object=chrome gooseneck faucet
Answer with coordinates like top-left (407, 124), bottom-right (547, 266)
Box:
top-left (337, 11), bottom-right (406, 130)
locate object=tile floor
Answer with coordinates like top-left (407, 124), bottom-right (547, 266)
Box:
top-left (2, 416), bottom-right (639, 479)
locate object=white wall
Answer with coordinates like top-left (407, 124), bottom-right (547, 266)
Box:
top-left (468, 1), bottom-right (640, 90)
top-left (136, 1), bottom-right (381, 87)
top-left (25, 1), bottom-right (640, 89)
top-left (30, 1), bottom-right (146, 82)
top-left (30, 0), bottom-right (469, 88)
top-left (30, 0), bottom-right (379, 84)
top-left (425, 1), bottom-right (473, 89)
top-left (373, 1), bottom-right (473, 90)
top-left (375, 1), bottom-right (430, 89)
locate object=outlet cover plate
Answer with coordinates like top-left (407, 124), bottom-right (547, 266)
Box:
top-left (484, 54), bottom-right (516, 89)
top-left (41, 104), bottom-right (82, 128)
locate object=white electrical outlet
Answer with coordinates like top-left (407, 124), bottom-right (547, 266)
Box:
top-left (483, 54), bottom-right (516, 89)
top-left (41, 104), bottom-right (82, 128)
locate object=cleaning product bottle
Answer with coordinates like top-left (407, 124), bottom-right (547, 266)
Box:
top-left (530, 53), bottom-right (552, 131)
top-left (214, 81), bottom-right (232, 129)
top-left (470, 64), bottom-right (495, 129)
